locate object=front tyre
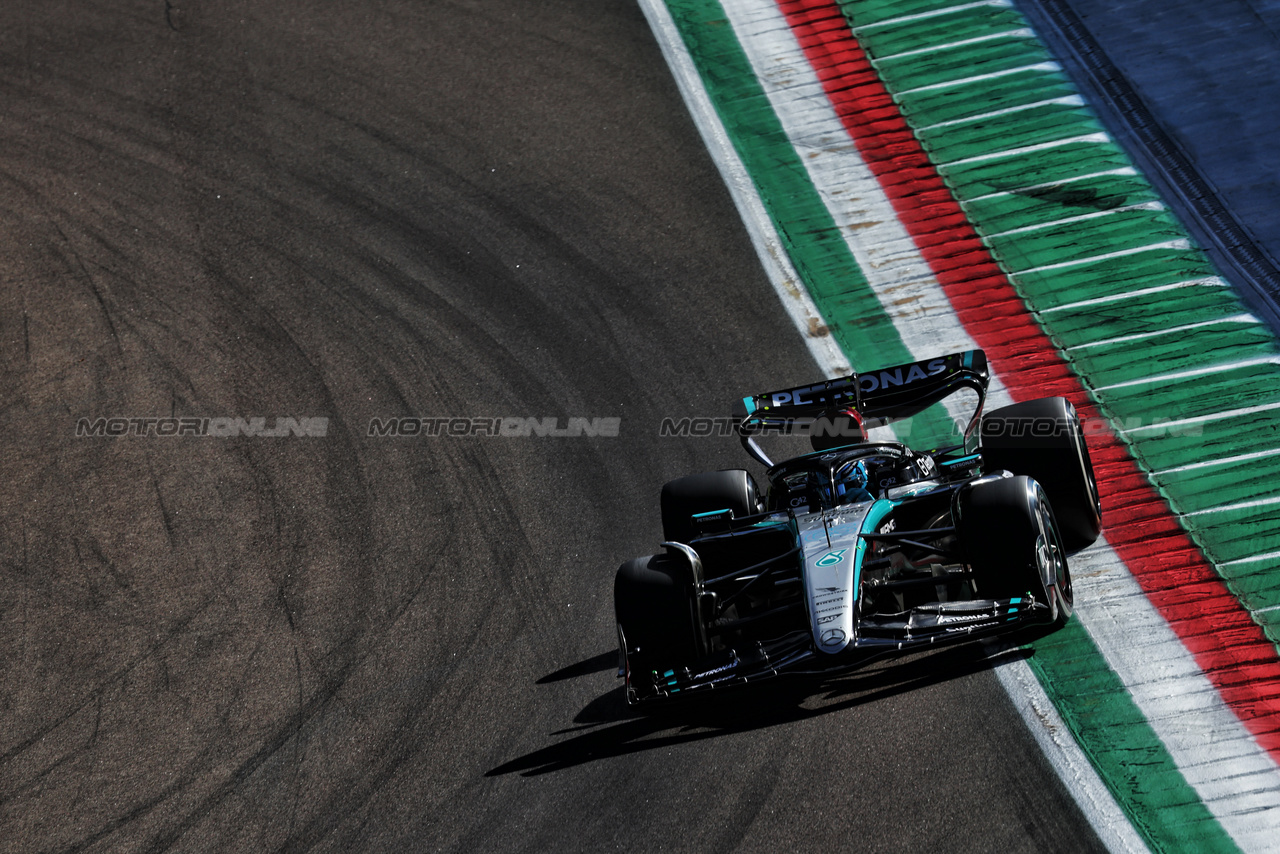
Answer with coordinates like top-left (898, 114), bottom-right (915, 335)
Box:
top-left (614, 553), bottom-right (700, 702)
top-left (957, 475), bottom-right (1073, 629)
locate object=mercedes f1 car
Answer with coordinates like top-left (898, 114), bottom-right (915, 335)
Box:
top-left (614, 350), bottom-right (1101, 704)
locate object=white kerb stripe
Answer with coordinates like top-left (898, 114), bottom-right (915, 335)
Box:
top-left (719, 4), bottom-right (1280, 851)
top-left (1070, 541), bottom-right (1280, 851)
top-left (635, 0), bottom-right (849, 378)
top-left (722, 0), bottom-right (980, 362)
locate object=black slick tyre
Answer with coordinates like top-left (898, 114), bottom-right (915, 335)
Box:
top-left (981, 396), bottom-right (1101, 552)
top-left (957, 476), bottom-right (1073, 629)
top-left (614, 553), bottom-right (700, 701)
top-left (660, 469), bottom-right (760, 544)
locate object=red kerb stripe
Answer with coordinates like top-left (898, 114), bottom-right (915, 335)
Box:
top-left (775, 0), bottom-right (1280, 753)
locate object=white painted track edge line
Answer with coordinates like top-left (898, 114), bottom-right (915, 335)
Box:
top-left (870, 29), bottom-right (1033, 63)
top-left (993, 657), bottom-right (1154, 854)
top-left (1156, 445), bottom-right (1280, 475)
top-left (893, 61), bottom-right (1062, 95)
top-left (1093, 357), bottom-right (1280, 390)
top-left (937, 132), bottom-right (1111, 168)
top-left (1066, 315), bottom-right (1258, 351)
top-left (980, 201), bottom-right (1165, 240)
top-left (1223, 551), bottom-right (1280, 567)
top-left (1042, 276), bottom-right (1226, 313)
top-left (1122, 401), bottom-right (1280, 433)
top-left (1010, 239), bottom-right (1192, 277)
top-left (914, 95), bottom-right (1086, 132)
top-left (637, 0), bottom-right (850, 380)
top-left (641, 3), bottom-right (1149, 850)
top-left (1183, 495), bottom-right (1280, 517)
top-left (961, 167), bottom-right (1137, 203)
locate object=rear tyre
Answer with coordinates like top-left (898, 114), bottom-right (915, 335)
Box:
top-left (660, 469), bottom-right (761, 544)
top-left (614, 553), bottom-right (700, 700)
top-left (957, 476), bottom-right (1073, 629)
top-left (981, 397), bottom-right (1101, 552)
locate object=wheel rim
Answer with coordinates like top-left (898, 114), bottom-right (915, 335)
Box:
top-left (1055, 533), bottom-right (1073, 608)
top-left (1035, 534), bottom-right (1053, 583)
top-left (1033, 490), bottom-right (1072, 622)
top-left (1042, 506), bottom-right (1072, 621)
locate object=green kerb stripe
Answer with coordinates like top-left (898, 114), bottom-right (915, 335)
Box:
top-left (1030, 621), bottom-right (1243, 853)
top-left (664, 0), bottom-right (913, 373)
top-left (660, 0), bottom-right (1269, 850)
top-left (839, 0), bottom-right (1280, 628)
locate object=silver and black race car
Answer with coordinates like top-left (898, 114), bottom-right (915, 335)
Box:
top-left (614, 350), bottom-right (1101, 704)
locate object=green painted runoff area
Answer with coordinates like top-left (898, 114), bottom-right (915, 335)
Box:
top-left (661, 1), bottom-right (1255, 850)
top-left (663, 0), bottom-right (964, 451)
top-left (1030, 619), bottom-right (1242, 853)
top-left (835, 0), bottom-right (1280, 848)
top-left (661, 0), bottom-right (1280, 848)
top-left (838, 0), bottom-right (1280, 637)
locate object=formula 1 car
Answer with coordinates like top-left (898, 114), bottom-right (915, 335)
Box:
top-left (614, 350), bottom-right (1101, 704)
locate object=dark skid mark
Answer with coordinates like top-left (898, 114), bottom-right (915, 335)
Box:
top-left (1013, 183), bottom-right (1129, 211)
top-left (491, 642), bottom-right (1009, 778)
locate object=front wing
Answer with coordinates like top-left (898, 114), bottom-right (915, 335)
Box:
top-left (624, 594), bottom-right (1053, 703)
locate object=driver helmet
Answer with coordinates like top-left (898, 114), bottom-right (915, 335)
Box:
top-left (810, 407), bottom-right (867, 452)
top-left (834, 459), bottom-right (873, 504)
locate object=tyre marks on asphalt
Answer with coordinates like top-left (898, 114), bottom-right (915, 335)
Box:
top-left (4, 2), bottom-right (1091, 850)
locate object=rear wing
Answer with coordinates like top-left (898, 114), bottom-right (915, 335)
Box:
top-left (736, 351), bottom-right (989, 464)
top-left (857, 350), bottom-right (988, 421)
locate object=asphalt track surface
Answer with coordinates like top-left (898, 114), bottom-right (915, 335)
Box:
top-left (0, 2), bottom-right (1182, 852)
